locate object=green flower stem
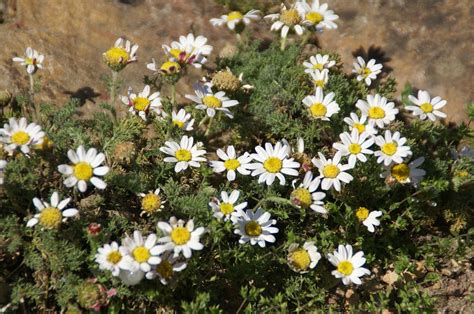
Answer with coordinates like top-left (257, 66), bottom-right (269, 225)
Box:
top-left (171, 83), bottom-right (176, 109)
top-left (253, 196), bottom-right (294, 210)
top-left (109, 70), bottom-right (118, 105)
top-left (280, 36), bottom-right (287, 51)
top-left (28, 74), bottom-right (40, 121)
top-left (205, 116), bottom-right (214, 136)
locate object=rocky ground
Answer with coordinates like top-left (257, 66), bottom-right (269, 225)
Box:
top-left (0, 0), bottom-right (472, 123)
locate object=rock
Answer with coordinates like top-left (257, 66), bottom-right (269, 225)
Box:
top-left (0, 0), bottom-right (471, 124)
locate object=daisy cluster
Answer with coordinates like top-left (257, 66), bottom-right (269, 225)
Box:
top-left (2, 0), bottom-right (455, 301)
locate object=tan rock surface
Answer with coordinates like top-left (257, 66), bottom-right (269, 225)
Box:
top-left (0, 0), bottom-right (472, 123)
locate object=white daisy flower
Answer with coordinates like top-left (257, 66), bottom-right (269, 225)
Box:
top-left (12, 47), bottom-right (44, 75)
top-left (352, 57), bottom-right (383, 86)
top-left (162, 33), bottom-right (212, 68)
top-left (406, 90), bottom-right (447, 121)
top-left (138, 188), bottom-right (165, 215)
top-left (160, 135), bottom-right (207, 173)
top-left (343, 112), bottom-right (378, 137)
top-left (264, 4), bottom-right (305, 39)
top-left (103, 38), bottom-right (138, 72)
top-left (296, 0), bottom-right (339, 31)
top-left (356, 94), bottom-right (399, 128)
top-left (303, 54), bottom-right (336, 73)
top-left (26, 191), bottom-right (78, 229)
top-left (312, 152), bottom-right (353, 192)
top-left (209, 190), bottom-right (247, 221)
top-left (120, 85), bottom-right (165, 121)
top-left (57, 145), bottom-right (109, 192)
top-left (209, 145), bottom-right (252, 182)
top-left (210, 10), bottom-right (260, 31)
top-left (287, 241), bottom-right (322, 273)
top-left (0, 160), bottom-right (6, 185)
top-left (146, 58), bottom-right (181, 76)
top-left (355, 207), bottom-right (382, 233)
top-left (290, 171), bottom-right (327, 214)
top-left (333, 129), bottom-right (375, 168)
top-left (308, 69), bottom-right (329, 89)
top-left (302, 86), bottom-right (340, 120)
top-left (327, 244), bottom-right (371, 285)
top-left (374, 130), bottom-right (412, 166)
top-left (185, 83), bottom-right (239, 118)
top-left (381, 157), bottom-right (426, 185)
top-left (95, 241), bottom-right (129, 276)
top-left (120, 231), bottom-right (161, 274)
top-left (247, 141), bottom-right (300, 186)
top-left (172, 109), bottom-right (194, 131)
top-left (146, 251), bottom-right (187, 285)
top-left (154, 217), bottom-right (205, 259)
top-left (0, 117), bottom-right (45, 155)
top-left (233, 208), bottom-right (279, 247)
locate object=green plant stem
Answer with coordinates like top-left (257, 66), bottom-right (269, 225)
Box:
top-left (205, 116), bottom-right (214, 136)
top-left (280, 36), bottom-right (287, 51)
top-left (301, 32), bottom-right (311, 46)
top-left (171, 83), bottom-right (176, 109)
top-left (198, 115), bottom-right (209, 128)
top-left (110, 70), bottom-right (118, 105)
top-left (29, 74), bottom-right (40, 121)
top-left (253, 196), bottom-right (294, 210)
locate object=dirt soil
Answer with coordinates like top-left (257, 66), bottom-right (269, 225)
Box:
top-left (0, 0), bottom-right (472, 123)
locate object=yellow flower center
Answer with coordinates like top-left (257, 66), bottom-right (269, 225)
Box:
top-left (11, 131), bottom-right (30, 145)
top-left (337, 261), bottom-right (354, 276)
top-left (132, 246), bottom-right (150, 263)
top-left (133, 97), bottom-right (150, 111)
top-left (25, 57), bottom-right (36, 65)
top-left (227, 11), bottom-right (243, 21)
top-left (106, 251), bottom-right (122, 264)
top-left (202, 95), bottom-right (222, 108)
top-left (289, 249), bottom-right (311, 271)
top-left (381, 142), bottom-right (398, 156)
top-left (263, 157), bottom-right (283, 173)
top-left (244, 220), bottom-right (262, 237)
top-left (172, 119), bottom-right (185, 128)
top-left (224, 158), bottom-right (240, 170)
top-left (170, 227), bottom-right (191, 245)
top-left (156, 260), bottom-right (173, 279)
top-left (104, 47), bottom-right (129, 65)
top-left (355, 207), bottom-right (369, 221)
top-left (73, 162), bottom-right (93, 181)
top-left (290, 188), bottom-right (312, 207)
top-left (361, 67), bottom-right (372, 76)
top-left (175, 149), bottom-right (192, 162)
top-left (353, 123), bottom-right (365, 133)
top-left (39, 207), bottom-right (62, 229)
top-left (391, 163), bottom-right (410, 182)
top-left (368, 106), bottom-right (385, 119)
top-left (169, 48), bottom-right (189, 61)
top-left (219, 203), bottom-right (234, 215)
top-left (281, 8), bottom-right (301, 25)
top-left (160, 61), bottom-right (181, 75)
top-left (141, 193), bottom-right (161, 213)
top-left (420, 102), bottom-right (433, 113)
top-left (310, 102), bottom-right (327, 117)
top-left (348, 143), bottom-right (362, 154)
top-left (455, 170), bottom-right (468, 178)
top-left (313, 80), bottom-right (326, 89)
top-left (312, 63), bottom-right (324, 70)
top-left (34, 136), bottom-right (53, 150)
top-left (306, 11), bottom-right (323, 25)
top-left (323, 164), bottom-right (340, 178)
